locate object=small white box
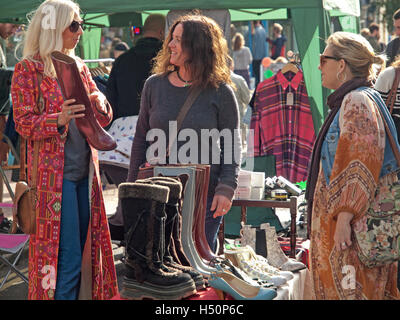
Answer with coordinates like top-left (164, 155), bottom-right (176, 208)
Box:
top-left (250, 187), bottom-right (264, 200)
top-left (234, 186), bottom-right (252, 199)
top-left (237, 170), bottom-right (252, 187)
top-left (251, 172), bottom-right (265, 188)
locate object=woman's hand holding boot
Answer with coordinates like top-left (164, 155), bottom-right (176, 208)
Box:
top-left (57, 98), bottom-right (85, 127)
top-left (89, 92), bottom-right (108, 115)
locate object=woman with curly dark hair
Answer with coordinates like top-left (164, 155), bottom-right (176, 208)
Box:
top-left (127, 14), bottom-right (241, 253)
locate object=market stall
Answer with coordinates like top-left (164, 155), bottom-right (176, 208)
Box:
top-left (0, 0), bottom-right (361, 301)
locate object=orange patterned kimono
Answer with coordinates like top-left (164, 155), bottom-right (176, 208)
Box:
top-left (310, 90), bottom-right (400, 300)
top-left (11, 57), bottom-right (118, 300)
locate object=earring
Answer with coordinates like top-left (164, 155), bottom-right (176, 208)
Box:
top-left (336, 71), bottom-right (347, 83)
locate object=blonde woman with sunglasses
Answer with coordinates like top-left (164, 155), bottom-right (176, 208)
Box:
top-left (11, 0), bottom-right (118, 300)
top-left (305, 32), bottom-right (399, 299)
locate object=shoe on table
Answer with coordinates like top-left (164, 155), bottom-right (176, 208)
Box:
top-left (108, 221), bottom-right (125, 242)
top-left (0, 216), bottom-right (12, 233)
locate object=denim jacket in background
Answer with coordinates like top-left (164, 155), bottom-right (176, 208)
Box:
top-left (321, 87), bottom-right (400, 185)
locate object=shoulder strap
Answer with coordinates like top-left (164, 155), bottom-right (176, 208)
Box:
top-left (375, 100), bottom-right (400, 166)
top-left (362, 87), bottom-right (400, 166)
top-left (19, 72), bottom-right (42, 184)
top-left (167, 86), bottom-right (202, 158)
top-left (175, 87), bottom-right (202, 133)
top-left (386, 67), bottom-right (400, 114)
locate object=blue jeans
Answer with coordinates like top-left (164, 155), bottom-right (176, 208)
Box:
top-left (55, 177), bottom-right (90, 300)
top-left (205, 195), bottom-right (223, 253)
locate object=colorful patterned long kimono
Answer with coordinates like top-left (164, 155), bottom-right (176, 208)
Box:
top-left (310, 90), bottom-right (399, 300)
top-left (11, 57), bottom-right (118, 300)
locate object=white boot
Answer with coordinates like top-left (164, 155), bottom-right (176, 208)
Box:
top-left (260, 223), bottom-right (306, 272)
top-left (240, 222), bottom-right (256, 251)
top-left (225, 247), bottom-right (287, 287)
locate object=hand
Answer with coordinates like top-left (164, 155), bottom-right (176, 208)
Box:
top-left (211, 194), bottom-right (232, 218)
top-left (0, 140), bottom-right (9, 164)
top-left (334, 211), bottom-right (354, 251)
top-left (89, 92), bottom-right (107, 113)
top-left (57, 99), bottom-right (85, 127)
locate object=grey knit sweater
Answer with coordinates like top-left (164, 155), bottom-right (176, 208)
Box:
top-left (127, 73), bottom-right (241, 200)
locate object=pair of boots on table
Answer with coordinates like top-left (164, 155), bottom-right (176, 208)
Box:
top-left (239, 222), bottom-right (306, 272)
top-left (119, 176), bottom-right (281, 300)
top-left (119, 176), bottom-right (205, 300)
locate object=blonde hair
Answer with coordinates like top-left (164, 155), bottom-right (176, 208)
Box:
top-left (23, 0), bottom-right (81, 78)
top-left (326, 31), bottom-right (385, 81)
top-left (232, 32), bottom-right (244, 51)
top-left (273, 23), bottom-right (283, 34)
top-left (360, 28), bottom-right (371, 38)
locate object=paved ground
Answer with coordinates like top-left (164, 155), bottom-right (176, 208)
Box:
top-left (0, 170), bottom-right (306, 300)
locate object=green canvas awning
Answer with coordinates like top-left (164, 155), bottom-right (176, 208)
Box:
top-left (0, 0), bottom-right (360, 134)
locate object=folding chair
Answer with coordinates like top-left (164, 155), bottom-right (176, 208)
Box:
top-left (0, 132), bottom-right (28, 289)
top-left (0, 233), bottom-right (29, 289)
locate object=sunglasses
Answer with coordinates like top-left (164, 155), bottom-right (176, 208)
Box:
top-left (69, 20), bottom-right (84, 33)
top-left (319, 54), bottom-right (342, 66)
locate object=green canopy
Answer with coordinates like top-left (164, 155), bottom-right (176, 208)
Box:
top-left (0, 0), bottom-right (360, 132)
top-left (0, 1), bottom-right (358, 20)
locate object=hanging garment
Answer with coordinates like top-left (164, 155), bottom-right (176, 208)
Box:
top-left (250, 70), bottom-right (315, 183)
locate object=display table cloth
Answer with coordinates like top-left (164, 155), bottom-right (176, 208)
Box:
top-left (111, 268), bottom-right (312, 300)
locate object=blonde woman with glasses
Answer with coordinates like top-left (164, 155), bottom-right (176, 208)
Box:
top-left (306, 31), bottom-right (399, 300)
top-left (11, 0), bottom-right (118, 300)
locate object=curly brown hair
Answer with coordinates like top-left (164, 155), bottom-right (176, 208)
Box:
top-left (152, 14), bottom-right (232, 89)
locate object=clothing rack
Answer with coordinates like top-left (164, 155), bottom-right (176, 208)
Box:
top-left (281, 51), bottom-right (302, 74)
top-left (83, 58), bottom-right (114, 64)
top-left (286, 50), bottom-right (301, 64)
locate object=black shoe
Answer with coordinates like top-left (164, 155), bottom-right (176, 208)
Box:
top-left (0, 217), bottom-right (24, 234)
top-left (0, 216), bottom-right (12, 233)
top-left (108, 221), bottom-right (125, 241)
top-left (119, 182), bottom-right (196, 300)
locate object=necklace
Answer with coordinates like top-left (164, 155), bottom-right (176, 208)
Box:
top-left (176, 70), bottom-right (192, 87)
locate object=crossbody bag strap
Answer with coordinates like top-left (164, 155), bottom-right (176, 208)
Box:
top-left (363, 87), bottom-right (400, 166)
top-left (19, 72), bottom-right (43, 183)
top-left (375, 102), bottom-right (400, 166)
top-left (167, 86), bottom-right (202, 158)
top-left (387, 67), bottom-right (400, 114)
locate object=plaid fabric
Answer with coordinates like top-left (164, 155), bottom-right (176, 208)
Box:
top-left (250, 70), bottom-right (315, 183)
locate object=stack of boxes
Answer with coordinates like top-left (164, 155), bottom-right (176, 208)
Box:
top-left (234, 170), bottom-right (265, 200)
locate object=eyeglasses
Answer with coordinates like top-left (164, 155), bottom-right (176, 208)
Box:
top-left (319, 54), bottom-right (342, 66)
top-left (69, 20), bottom-right (84, 33)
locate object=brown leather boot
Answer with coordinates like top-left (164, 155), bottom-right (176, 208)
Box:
top-left (192, 165), bottom-right (218, 261)
top-left (51, 51), bottom-right (116, 151)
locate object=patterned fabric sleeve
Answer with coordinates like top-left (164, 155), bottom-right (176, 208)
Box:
top-left (12, 61), bottom-right (60, 140)
top-left (327, 91), bottom-right (385, 221)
